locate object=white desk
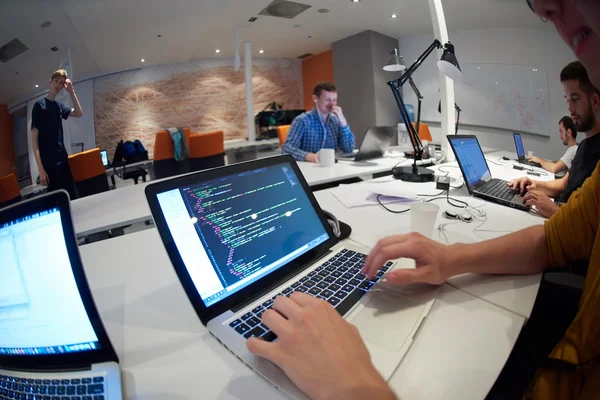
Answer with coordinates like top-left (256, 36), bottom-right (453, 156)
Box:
top-left (20, 184), bottom-right (46, 197)
top-left (79, 228), bottom-right (525, 400)
top-left (313, 151), bottom-right (555, 319)
top-left (70, 156), bottom-right (421, 237)
top-left (106, 159), bottom-right (155, 181)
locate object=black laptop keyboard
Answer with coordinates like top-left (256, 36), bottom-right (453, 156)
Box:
top-left (0, 374), bottom-right (105, 400)
top-left (479, 179), bottom-right (516, 201)
top-left (229, 248), bottom-right (392, 342)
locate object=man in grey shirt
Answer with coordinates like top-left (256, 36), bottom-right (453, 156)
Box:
top-left (529, 116), bottom-right (578, 173)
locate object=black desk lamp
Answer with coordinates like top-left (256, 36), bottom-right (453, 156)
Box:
top-left (385, 41), bottom-right (462, 182)
top-left (438, 100), bottom-right (462, 135)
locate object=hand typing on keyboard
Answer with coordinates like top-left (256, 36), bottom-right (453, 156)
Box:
top-left (523, 190), bottom-right (560, 218)
top-left (246, 293), bottom-right (396, 400)
top-left (508, 176), bottom-right (536, 195)
top-left (362, 233), bottom-right (452, 285)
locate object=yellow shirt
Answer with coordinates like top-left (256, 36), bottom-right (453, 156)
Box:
top-left (527, 162), bottom-right (600, 399)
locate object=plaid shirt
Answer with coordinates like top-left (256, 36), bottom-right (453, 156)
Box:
top-left (282, 108), bottom-right (355, 161)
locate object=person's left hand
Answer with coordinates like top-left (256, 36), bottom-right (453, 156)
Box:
top-left (528, 155), bottom-right (542, 164)
top-left (523, 190), bottom-right (559, 218)
top-left (64, 79), bottom-right (74, 94)
top-left (331, 105), bottom-right (348, 128)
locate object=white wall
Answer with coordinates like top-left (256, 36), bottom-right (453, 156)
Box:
top-left (399, 28), bottom-right (576, 160)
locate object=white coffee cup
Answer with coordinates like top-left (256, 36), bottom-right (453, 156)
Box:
top-left (527, 150), bottom-right (533, 158)
top-left (410, 202), bottom-right (440, 238)
top-left (318, 148), bottom-right (335, 167)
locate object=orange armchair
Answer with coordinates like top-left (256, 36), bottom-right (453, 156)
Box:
top-left (189, 130), bottom-right (225, 172)
top-left (68, 148), bottom-right (109, 198)
top-left (276, 125), bottom-right (291, 147)
top-left (0, 173), bottom-right (22, 208)
top-left (153, 128), bottom-right (194, 179)
top-left (412, 122), bottom-right (433, 142)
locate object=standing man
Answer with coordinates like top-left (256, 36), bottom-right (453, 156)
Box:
top-left (529, 116), bottom-right (578, 174)
top-left (282, 82), bottom-right (355, 162)
top-left (31, 69), bottom-right (83, 199)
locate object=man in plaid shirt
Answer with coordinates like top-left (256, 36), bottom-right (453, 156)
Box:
top-left (283, 82), bottom-right (356, 162)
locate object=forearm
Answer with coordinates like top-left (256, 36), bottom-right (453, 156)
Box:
top-left (70, 91), bottom-right (83, 117)
top-left (339, 126), bottom-right (355, 153)
top-left (33, 148), bottom-right (44, 172)
top-left (539, 159), bottom-right (555, 172)
top-left (321, 377), bottom-right (397, 400)
top-left (534, 179), bottom-right (565, 198)
top-left (282, 142), bottom-right (308, 161)
top-left (446, 225), bottom-right (549, 278)
top-left (31, 131), bottom-right (44, 172)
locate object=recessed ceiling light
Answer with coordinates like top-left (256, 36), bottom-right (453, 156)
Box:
top-left (141, 58), bottom-right (145, 62)
top-left (259, 49), bottom-right (264, 54)
top-left (318, 8), bottom-right (329, 13)
top-left (35, 84), bottom-right (39, 88)
top-left (390, 14), bottom-right (398, 18)
top-left (215, 49), bottom-right (220, 53)
top-left (351, 0), bottom-right (360, 2)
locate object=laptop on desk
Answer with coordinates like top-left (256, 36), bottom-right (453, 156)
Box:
top-left (100, 150), bottom-right (109, 169)
top-left (513, 133), bottom-right (542, 168)
top-left (448, 135), bottom-right (529, 211)
top-left (145, 155), bottom-right (436, 399)
top-left (0, 191), bottom-right (123, 399)
top-left (338, 126), bottom-right (397, 162)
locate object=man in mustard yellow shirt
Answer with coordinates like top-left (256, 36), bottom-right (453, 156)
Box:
top-left (244, 1), bottom-right (600, 400)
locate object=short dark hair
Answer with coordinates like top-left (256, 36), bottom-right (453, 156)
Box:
top-left (313, 82), bottom-right (336, 97)
top-left (559, 116), bottom-right (577, 139)
top-left (560, 61), bottom-right (600, 97)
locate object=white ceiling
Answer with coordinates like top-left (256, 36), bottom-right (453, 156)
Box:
top-left (1, 0), bottom-right (548, 106)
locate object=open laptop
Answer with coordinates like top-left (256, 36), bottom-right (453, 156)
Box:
top-left (448, 135), bottom-right (529, 211)
top-left (513, 133), bottom-right (542, 167)
top-left (145, 155), bottom-right (435, 398)
top-left (100, 150), bottom-right (109, 168)
top-left (0, 191), bottom-right (123, 399)
top-left (338, 126), bottom-right (396, 162)
top-left (100, 150), bottom-right (110, 169)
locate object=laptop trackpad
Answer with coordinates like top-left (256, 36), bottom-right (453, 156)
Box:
top-left (349, 291), bottom-right (425, 353)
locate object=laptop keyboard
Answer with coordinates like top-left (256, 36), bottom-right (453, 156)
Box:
top-left (479, 179), bottom-right (516, 201)
top-left (0, 374), bottom-right (105, 400)
top-left (229, 248), bottom-right (392, 342)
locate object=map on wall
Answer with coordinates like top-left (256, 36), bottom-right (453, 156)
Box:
top-left (455, 63), bottom-right (551, 136)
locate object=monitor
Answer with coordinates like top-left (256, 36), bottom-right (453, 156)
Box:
top-left (100, 150), bottom-right (109, 167)
top-left (0, 208), bottom-right (100, 356)
top-left (448, 136), bottom-right (492, 189)
top-left (513, 133), bottom-right (525, 159)
top-left (155, 162), bottom-right (329, 307)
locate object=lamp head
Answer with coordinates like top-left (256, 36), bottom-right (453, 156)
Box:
top-left (383, 48), bottom-right (407, 72)
top-left (437, 42), bottom-right (462, 81)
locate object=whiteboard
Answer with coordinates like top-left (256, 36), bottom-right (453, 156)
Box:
top-left (417, 63), bottom-right (551, 137)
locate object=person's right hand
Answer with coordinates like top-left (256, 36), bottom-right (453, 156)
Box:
top-left (39, 169), bottom-right (50, 186)
top-left (247, 293), bottom-right (396, 400)
top-left (362, 233), bottom-right (452, 285)
top-left (305, 153), bottom-right (319, 163)
top-left (508, 176), bottom-right (536, 195)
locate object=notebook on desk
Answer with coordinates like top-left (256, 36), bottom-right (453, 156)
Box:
top-left (145, 155), bottom-right (436, 399)
top-left (448, 135), bottom-right (529, 211)
top-left (337, 126), bottom-right (397, 162)
top-left (0, 190), bottom-right (123, 399)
